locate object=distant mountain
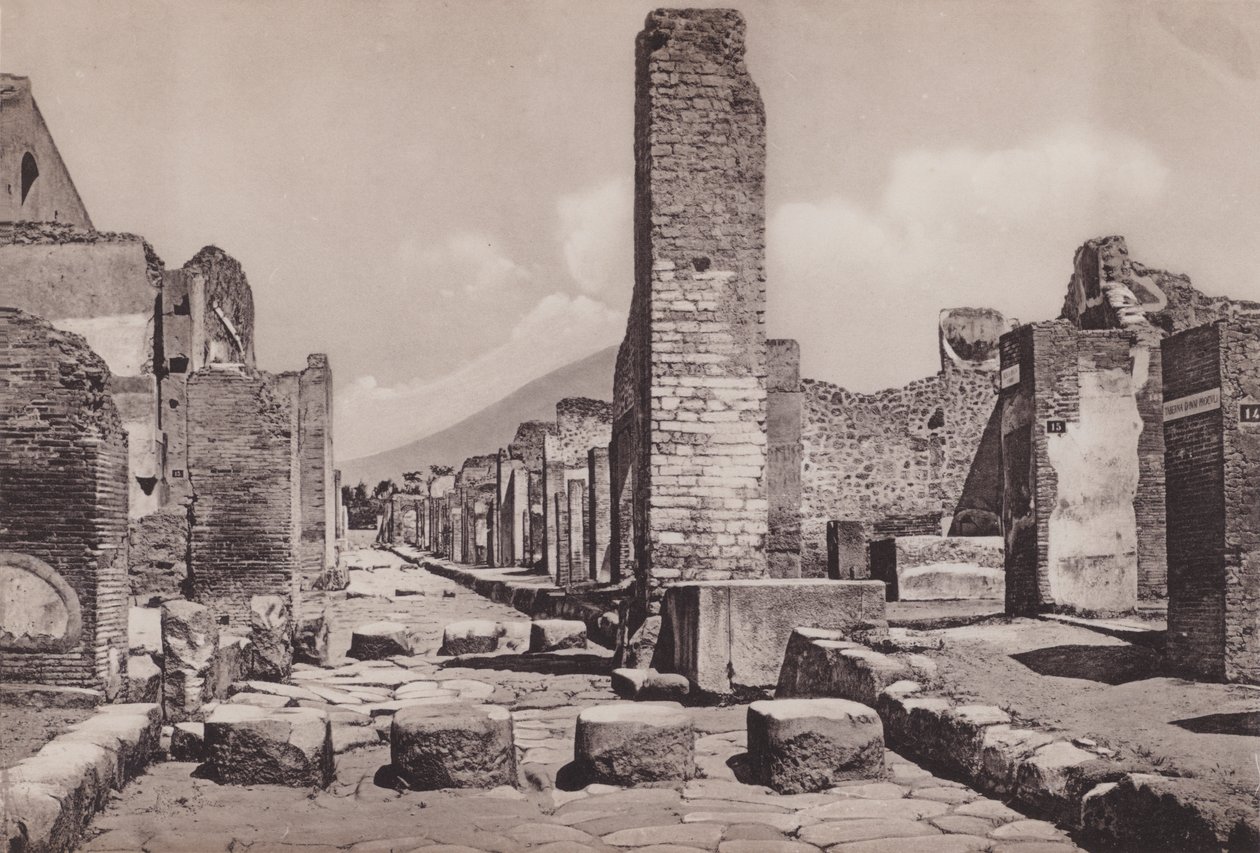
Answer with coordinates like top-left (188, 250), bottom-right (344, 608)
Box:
top-left (339, 345), bottom-right (617, 488)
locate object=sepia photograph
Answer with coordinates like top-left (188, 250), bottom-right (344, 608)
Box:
top-left (1, 2), bottom-right (1258, 851)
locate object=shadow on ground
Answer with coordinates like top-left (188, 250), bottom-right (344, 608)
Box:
top-left (1010, 643), bottom-right (1162, 685)
top-left (1172, 711), bottom-right (1260, 736)
top-left (442, 652), bottom-right (613, 677)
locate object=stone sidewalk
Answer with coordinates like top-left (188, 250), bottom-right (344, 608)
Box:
top-left (81, 547), bottom-right (1082, 853)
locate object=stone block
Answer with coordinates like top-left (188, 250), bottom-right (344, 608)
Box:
top-left (574, 702), bottom-right (694, 784)
top-left (390, 702), bottom-right (516, 789)
top-left (496, 620), bottom-right (531, 652)
top-left (439, 619), bottom-right (499, 655)
top-left (204, 705), bottom-right (334, 788)
top-left (1079, 774), bottom-right (1250, 852)
top-left (170, 722), bottom-right (205, 761)
top-left (247, 595), bottom-right (292, 681)
top-left (208, 635), bottom-right (250, 701)
top-left (1014, 740), bottom-right (1108, 824)
top-left (161, 600), bottom-right (218, 672)
top-left (747, 698), bottom-right (884, 793)
top-left (127, 655), bottom-right (162, 704)
top-left (294, 608), bottom-right (330, 666)
top-left (611, 668), bottom-right (690, 701)
top-left (775, 628), bottom-right (910, 706)
top-left (663, 579), bottom-right (887, 693)
top-left (229, 693), bottom-right (293, 709)
top-left (898, 563), bottom-right (1004, 601)
top-left (529, 619), bottom-right (587, 652)
top-left (349, 621), bottom-right (413, 660)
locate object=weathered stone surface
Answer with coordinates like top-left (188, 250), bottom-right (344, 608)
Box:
top-left (204, 705), bottom-right (334, 788)
top-left (611, 668), bottom-right (690, 701)
top-left (530, 619), bottom-right (587, 653)
top-left (776, 627), bottom-right (909, 706)
top-left (1079, 773), bottom-right (1247, 852)
top-left (161, 600), bottom-right (218, 722)
top-left (1014, 740), bottom-right (1106, 823)
top-left (664, 579), bottom-right (887, 693)
top-left (348, 621), bottom-right (413, 660)
top-left (229, 692), bottom-right (293, 709)
top-left (294, 607), bottom-right (330, 666)
top-left (247, 595), bottom-right (292, 681)
top-left (126, 654), bottom-right (162, 703)
top-left (439, 619), bottom-right (499, 655)
top-left (170, 722), bottom-right (205, 761)
top-left (747, 698), bottom-right (884, 793)
top-left (390, 702), bottom-right (516, 789)
top-left (0, 683), bottom-right (103, 709)
top-left (575, 702), bottom-right (694, 784)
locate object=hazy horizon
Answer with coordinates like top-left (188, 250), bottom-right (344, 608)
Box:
top-left (5, 0), bottom-right (1258, 461)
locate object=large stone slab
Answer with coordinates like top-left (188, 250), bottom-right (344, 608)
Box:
top-left (203, 705), bottom-right (334, 788)
top-left (348, 621), bottom-right (413, 660)
top-left (529, 619), bottom-right (587, 652)
top-left (747, 698), bottom-right (885, 793)
top-left (663, 580), bottom-right (887, 693)
top-left (574, 701), bottom-right (694, 784)
top-left (390, 702), bottom-right (516, 789)
top-left (247, 595), bottom-right (292, 681)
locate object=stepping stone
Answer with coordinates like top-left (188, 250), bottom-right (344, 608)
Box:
top-left (530, 619), bottom-right (587, 652)
top-left (391, 702), bottom-right (516, 789)
top-left (611, 668), bottom-right (690, 701)
top-left (248, 594), bottom-right (293, 681)
top-left (575, 702), bottom-right (694, 784)
top-left (204, 705), bottom-right (334, 788)
top-left (127, 654), bottom-right (162, 703)
top-left (747, 698), bottom-right (885, 793)
top-left (170, 722), bottom-right (205, 761)
top-left (349, 621), bottom-right (414, 660)
top-left (439, 620), bottom-right (500, 655)
top-left (295, 608), bottom-right (331, 666)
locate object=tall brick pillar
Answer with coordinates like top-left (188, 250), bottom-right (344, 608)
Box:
top-left (298, 354), bottom-right (335, 584)
top-left (0, 309), bottom-right (130, 698)
top-left (620, 7), bottom-right (768, 600)
top-left (767, 339), bottom-right (803, 578)
top-left (1163, 320), bottom-right (1260, 684)
top-left (588, 447), bottom-right (613, 582)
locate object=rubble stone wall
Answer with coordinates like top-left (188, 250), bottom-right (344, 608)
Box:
top-left (798, 368), bottom-right (996, 577)
top-left (767, 339), bottom-right (803, 578)
top-left (0, 308), bottom-right (129, 696)
top-left (1163, 320), bottom-right (1260, 684)
top-left (187, 366), bottom-right (299, 627)
top-left (616, 8), bottom-right (769, 601)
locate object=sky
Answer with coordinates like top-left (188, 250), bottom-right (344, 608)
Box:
top-left (4, 0), bottom-right (1259, 461)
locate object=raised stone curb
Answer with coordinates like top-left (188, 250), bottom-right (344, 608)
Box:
top-left (574, 701), bottom-right (694, 784)
top-left (0, 702), bottom-right (161, 853)
top-left (747, 698), bottom-right (885, 793)
top-left (390, 702), bottom-right (516, 789)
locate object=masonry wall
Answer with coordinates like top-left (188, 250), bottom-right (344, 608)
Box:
top-left (616, 8), bottom-right (769, 602)
top-left (1000, 322), bottom-right (1140, 616)
top-left (799, 368), bottom-right (996, 577)
top-left (298, 354), bottom-right (335, 583)
top-left (0, 224), bottom-right (165, 516)
top-left (588, 446), bottom-right (613, 582)
top-left (543, 398), bottom-right (611, 582)
top-left (186, 365), bottom-right (299, 626)
top-left (1163, 321), bottom-right (1260, 684)
top-left (0, 75), bottom-right (92, 227)
top-left (509, 421), bottom-right (551, 567)
top-left (0, 308), bottom-right (128, 696)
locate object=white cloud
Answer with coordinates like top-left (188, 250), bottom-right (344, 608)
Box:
top-left (768, 125), bottom-right (1169, 391)
top-left (557, 177), bottom-right (632, 300)
top-left (397, 231), bottom-right (533, 296)
top-left (336, 292), bottom-right (623, 459)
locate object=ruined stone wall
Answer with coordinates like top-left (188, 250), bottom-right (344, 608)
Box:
top-left (509, 420), bottom-right (551, 567)
top-left (0, 224), bottom-right (165, 516)
top-left (0, 75), bottom-right (92, 227)
top-left (798, 367), bottom-right (996, 577)
top-left (181, 246), bottom-right (256, 368)
top-left (455, 456), bottom-right (495, 564)
top-left (617, 8), bottom-right (769, 601)
top-left (767, 339), bottom-right (802, 578)
top-left (588, 447), bottom-right (613, 582)
top-left (1000, 322), bottom-right (1140, 616)
top-left (298, 354), bottom-right (335, 583)
top-left (1163, 320), bottom-right (1260, 684)
top-left (0, 308), bottom-right (128, 696)
top-left (186, 365), bottom-right (299, 627)
top-left (543, 399), bottom-right (611, 581)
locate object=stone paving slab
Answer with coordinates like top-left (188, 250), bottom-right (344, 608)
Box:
top-left (80, 548), bottom-right (1082, 853)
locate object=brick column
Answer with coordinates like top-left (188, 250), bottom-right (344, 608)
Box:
top-left (588, 447), bottom-right (612, 582)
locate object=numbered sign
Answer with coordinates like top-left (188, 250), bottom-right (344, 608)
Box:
top-left (1046, 420), bottom-right (1067, 434)
top-left (171, 469), bottom-right (185, 478)
top-left (1241, 404), bottom-right (1260, 424)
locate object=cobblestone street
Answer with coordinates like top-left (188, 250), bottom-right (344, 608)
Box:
top-left (82, 547), bottom-right (1080, 853)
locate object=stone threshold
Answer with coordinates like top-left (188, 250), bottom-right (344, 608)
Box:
top-left (1, 701), bottom-right (162, 852)
top-left (388, 546), bottom-right (620, 648)
top-left (779, 627), bottom-right (1257, 850)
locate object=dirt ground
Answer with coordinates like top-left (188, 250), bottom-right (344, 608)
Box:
top-left (923, 617), bottom-right (1260, 818)
top-left (0, 705), bottom-right (93, 768)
